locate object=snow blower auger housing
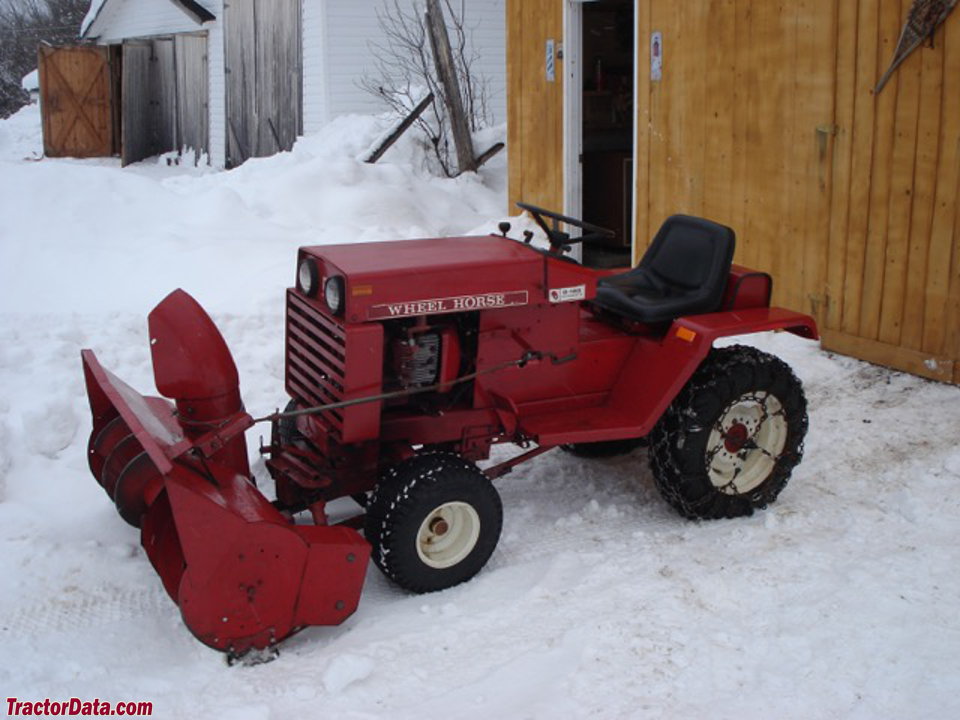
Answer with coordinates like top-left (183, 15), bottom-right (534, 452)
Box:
top-left (81, 203), bottom-right (818, 656)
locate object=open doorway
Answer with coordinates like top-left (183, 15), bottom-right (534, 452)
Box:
top-left (570, 0), bottom-right (635, 268)
top-left (118, 33), bottom-right (209, 166)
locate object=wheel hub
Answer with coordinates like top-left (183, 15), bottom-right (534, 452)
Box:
top-left (705, 391), bottom-right (789, 495)
top-left (723, 422), bottom-right (749, 453)
top-left (416, 502), bottom-right (481, 570)
top-left (429, 518), bottom-right (449, 536)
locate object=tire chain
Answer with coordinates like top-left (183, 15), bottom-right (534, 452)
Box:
top-left (650, 344), bottom-right (808, 519)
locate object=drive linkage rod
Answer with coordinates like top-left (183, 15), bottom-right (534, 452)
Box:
top-left (252, 350), bottom-right (572, 426)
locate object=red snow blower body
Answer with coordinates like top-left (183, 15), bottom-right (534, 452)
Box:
top-left (81, 204), bottom-right (818, 656)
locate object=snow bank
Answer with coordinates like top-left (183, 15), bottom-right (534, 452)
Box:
top-left (1, 106), bottom-right (958, 719)
top-left (0, 103), bottom-right (43, 161)
top-left (0, 114), bottom-right (509, 316)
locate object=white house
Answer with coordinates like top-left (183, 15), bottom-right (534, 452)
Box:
top-left (21, 69), bottom-right (40, 104)
top-left (81, 0), bottom-right (506, 168)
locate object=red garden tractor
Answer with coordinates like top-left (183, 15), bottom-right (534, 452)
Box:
top-left (81, 203), bottom-right (818, 658)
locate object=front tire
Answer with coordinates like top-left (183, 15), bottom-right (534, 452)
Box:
top-left (364, 453), bottom-right (502, 593)
top-left (650, 345), bottom-right (808, 519)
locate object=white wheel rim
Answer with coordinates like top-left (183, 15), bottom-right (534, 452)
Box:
top-left (705, 391), bottom-right (788, 495)
top-left (416, 501), bottom-right (481, 569)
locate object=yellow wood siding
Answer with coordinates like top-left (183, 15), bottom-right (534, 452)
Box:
top-left (825, 0), bottom-right (960, 382)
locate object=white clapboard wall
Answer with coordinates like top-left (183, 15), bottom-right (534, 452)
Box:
top-left (303, 0), bottom-right (506, 134)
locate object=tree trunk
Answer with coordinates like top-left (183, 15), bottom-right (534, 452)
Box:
top-left (425, 0), bottom-right (477, 175)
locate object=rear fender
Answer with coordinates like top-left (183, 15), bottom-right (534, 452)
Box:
top-left (676, 306), bottom-right (819, 343)
top-left (609, 307), bottom-right (818, 436)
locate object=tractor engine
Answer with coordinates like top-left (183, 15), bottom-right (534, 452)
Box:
top-left (389, 322), bottom-right (458, 391)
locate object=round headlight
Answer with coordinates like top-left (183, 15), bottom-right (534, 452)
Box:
top-left (324, 276), bottom-right (345, 314)
top-left (298, 258), bottom-right (318, 296)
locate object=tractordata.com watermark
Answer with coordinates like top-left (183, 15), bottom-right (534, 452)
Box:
top-left (6, 698), bottom-right (153, 717)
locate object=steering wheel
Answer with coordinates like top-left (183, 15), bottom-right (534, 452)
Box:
top-left (516, 202), bottom-right (615, 255)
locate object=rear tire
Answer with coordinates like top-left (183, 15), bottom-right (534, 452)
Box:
top-left (364, 453), bottom-right (502, 593)
top-left (650, 345), bottom-right (807, 520)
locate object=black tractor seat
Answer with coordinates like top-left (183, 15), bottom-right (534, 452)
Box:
top-left (593, 214), bottom-right (736, 324)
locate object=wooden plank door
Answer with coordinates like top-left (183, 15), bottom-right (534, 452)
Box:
top-left (637, 0), bottom-right (839, 317)
top-left (38, 45), bottom-right (115, 158)
top-left (224, 0), bottom-right (257, 167)
top-left (153, 37), bottom-right (178, 155)
top-left (175, 33), bottom-right (210, 159)
top-left (255, 0), bottom-right (302, 156)
top-left (225, 0), bottom-right (303, 167)
top-left (506, 0), bottom-right (564, 211)
top-left (121, 41), bottom-right (154, 166)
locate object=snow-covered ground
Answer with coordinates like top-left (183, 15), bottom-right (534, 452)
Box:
top-left (1, 104), bottom-right (959, 719)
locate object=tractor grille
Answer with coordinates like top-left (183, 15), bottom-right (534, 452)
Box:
top-left (286, 291), bottom-right (348, 437)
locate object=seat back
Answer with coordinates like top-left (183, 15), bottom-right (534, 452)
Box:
top-left (642, 216), bottom-right (734, 293)
top-left (594, 215), bottom-right (736, 323)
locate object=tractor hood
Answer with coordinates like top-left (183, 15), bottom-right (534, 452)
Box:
top-left (298, 235), bottom-right (592, 324)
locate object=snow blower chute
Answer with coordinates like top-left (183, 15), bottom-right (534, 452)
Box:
top-left (82, 290), bottom-right (369, 656)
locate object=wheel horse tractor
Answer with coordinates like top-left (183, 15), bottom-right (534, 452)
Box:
top-left (81, 203), bottom-right (818, 658)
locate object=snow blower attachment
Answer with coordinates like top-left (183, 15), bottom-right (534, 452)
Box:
top-left (82, 290), bottom-right (369, 656)
top-left (82, 204), bottom-right (819, 656)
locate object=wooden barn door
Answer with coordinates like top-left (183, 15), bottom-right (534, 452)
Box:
top-left (225, 0), bottom-right (303, 167)
top-left (636, 0), bottom-right (839, 318)
top-left (175, 34), bottom-right (210, 160)
top-left (38, 45), bottom-right (116, 158)
top-left (821, 2), bottom-right (960, 383)
top-left (121, 42), bottom-right (153, 165)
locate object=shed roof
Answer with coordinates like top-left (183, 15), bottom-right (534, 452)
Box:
top-left (81, 0), bottom-right (215, 39)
